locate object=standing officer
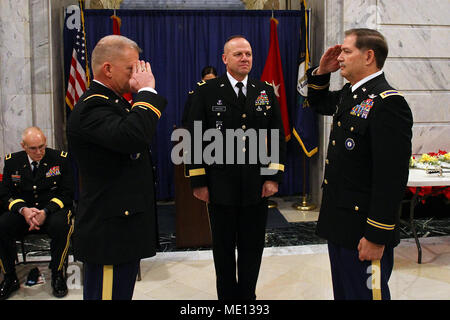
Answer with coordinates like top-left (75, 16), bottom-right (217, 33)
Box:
top-left (0, 127), bottom-right (74, 299)
top-left (307, 28), bottom-right (413, 299)
top-left (187, 35), bottom-right (286, 300)
top-left (67, 35), bottom-right (166, 300)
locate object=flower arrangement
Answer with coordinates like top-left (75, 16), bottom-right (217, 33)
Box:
top-left (410, 150), bottom-right (449, 168)
top-left (438, 152), bottom-right (450, 163)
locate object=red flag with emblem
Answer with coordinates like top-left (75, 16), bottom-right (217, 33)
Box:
top-left (111, 14), bottom-right (133, 103)
top-left (261, 17), bottom-right (290, 141)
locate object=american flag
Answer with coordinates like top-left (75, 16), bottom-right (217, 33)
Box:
top-left (65, 20), bottom-right (89, 110)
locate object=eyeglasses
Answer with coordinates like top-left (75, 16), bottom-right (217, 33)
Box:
top-left (26, 144), bottom-right (46, 152)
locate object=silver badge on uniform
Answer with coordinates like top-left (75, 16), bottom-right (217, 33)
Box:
top-left (130, 153), bottom-right (141, 160)
top-left (345, 138), bottom-right (355, 150)
top-left (216, 121), bottom-right (223, 130)
top-left (212, 106), bottom-right (226, 112)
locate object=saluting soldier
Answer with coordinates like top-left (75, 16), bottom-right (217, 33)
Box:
top-left (0, 127), bottom-right (74, 299)
top-left (307, 28), bottom-right (413, 300)
top-left (67, 35), bottom-right (166, 300)
top-left (187, 35), bottom-right (286, 300)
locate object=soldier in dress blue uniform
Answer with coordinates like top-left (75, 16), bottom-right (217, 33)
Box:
top-left (0, 127), bottom-right (74, 299)
top-left (187, 36), bottom-right (286, 300)
top-left (307, 28), bottom-right (413, 300)
top-left (181, 66), bottom-right (217, 128)
top-left (67, 35), bottom-right (166, 300)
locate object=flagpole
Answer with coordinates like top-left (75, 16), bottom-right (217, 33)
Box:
top-left (293, 0), bottom-right (315, 211)
top-left (292, 152), bottom-right (316, 211)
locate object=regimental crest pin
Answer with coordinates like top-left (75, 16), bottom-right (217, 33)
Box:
top-left (345, 138), bottom-right (355, 150)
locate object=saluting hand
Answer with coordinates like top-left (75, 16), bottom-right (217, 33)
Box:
top-left (129, 60), bottom-right (156, 93)
top-left (317, 44), bottom-right (342, 75)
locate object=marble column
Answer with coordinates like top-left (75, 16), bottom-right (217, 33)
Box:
top-left (0, 0), bottom-right (33, 162)
top-left (0, 0), bottom-right (74, 172)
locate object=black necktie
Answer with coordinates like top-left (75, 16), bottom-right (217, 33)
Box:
top-left (236, 82), bottom-right (246, 107)
top-left (31, 161), bottom-right (38, 177)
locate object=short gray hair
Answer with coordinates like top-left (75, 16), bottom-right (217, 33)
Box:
top-left (91, 35), bottom-right (142, 72)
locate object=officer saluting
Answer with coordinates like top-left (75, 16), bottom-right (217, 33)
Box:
top-left (187, 35), bottom-right (286, 300)
top-left (67, 35), bottom-right (166, 300)
top-left (0, 127), bottom-right (74, 299)
top-left (307, 28), bottom-right (413, 300)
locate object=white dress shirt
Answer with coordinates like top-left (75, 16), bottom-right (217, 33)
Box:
top-left (226, 72), bottom-right (248, 97)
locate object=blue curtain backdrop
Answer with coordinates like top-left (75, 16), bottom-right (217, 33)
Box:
top-left (81, 9), bottom-right (308, 200)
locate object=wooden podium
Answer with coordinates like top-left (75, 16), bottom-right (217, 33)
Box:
top-left (174, 163), bottom-right (212, 248)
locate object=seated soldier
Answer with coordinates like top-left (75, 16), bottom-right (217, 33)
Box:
top-left (0, 127), bottom-right (74, 299)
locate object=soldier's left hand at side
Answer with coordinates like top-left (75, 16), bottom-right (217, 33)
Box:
top-left (261, 181), bottom-right (278, 198)
top-left (357, 237), bottom-right (385, 261)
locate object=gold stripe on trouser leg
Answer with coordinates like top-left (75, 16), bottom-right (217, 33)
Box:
top-left (206, 204), bottom-right (212, 235)
top-left (58, 210), bottom-right (74, 271)
top-left (371, 259), bottom-right (382, 300)
top-left (0, 258), bottom-right (5, 274)
top-left (102, 265), bottom-right (114, 300)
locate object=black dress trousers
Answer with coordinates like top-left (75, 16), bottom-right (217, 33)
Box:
top-left (207, 198), bottom-right (268, 300)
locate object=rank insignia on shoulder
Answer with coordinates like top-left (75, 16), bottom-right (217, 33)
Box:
top-left (5, 153), bottom-right (12, 160)
top-left (60, 151), bottom-right (68, 158)
top-left (197, 80), bottom-right (206, 86)
top-left (380, 90), bottom-right (403, 99)
top-left (83, 94), bottom-right (109, 101)
top-left (188, 90), bottom-right (194, 94)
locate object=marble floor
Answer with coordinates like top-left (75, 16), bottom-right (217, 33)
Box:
top-left (6, 236), bottom-right (450, 301)
top-left (4, 197), bottom-right (450, 301)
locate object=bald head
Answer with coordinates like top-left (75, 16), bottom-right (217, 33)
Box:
top-left (91, 35), bottom-right (142, 76)
top-left (21, 127), bottom-right (47, 161)
top-left (223, 35), bottom-right (250, 54)
top-left (222, 35), bottom-right (253, 81)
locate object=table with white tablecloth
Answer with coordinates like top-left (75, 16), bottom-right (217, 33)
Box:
top-left (404, 169), bottom-right (450, 263)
